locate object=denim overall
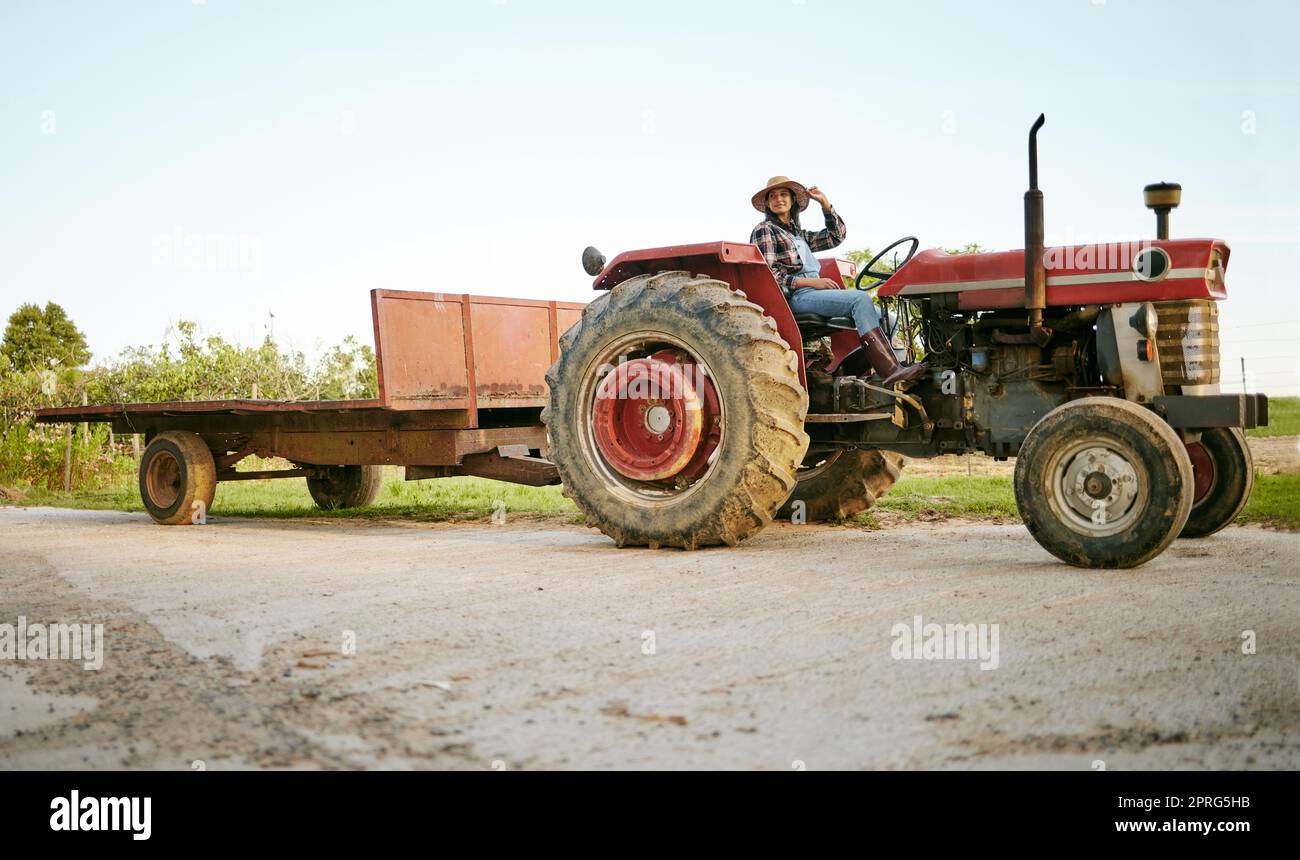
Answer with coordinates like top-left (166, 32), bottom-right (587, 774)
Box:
top-left (787, 233), bottom-right (881, 336)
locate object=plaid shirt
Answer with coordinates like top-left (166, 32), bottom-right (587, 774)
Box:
top-left (750, 208), bottom-right (847, 298)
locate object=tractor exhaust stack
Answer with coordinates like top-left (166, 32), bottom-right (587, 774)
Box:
top-left (1024, 114), bottom-right (1050, 345)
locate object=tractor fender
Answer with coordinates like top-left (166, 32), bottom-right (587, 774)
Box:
top-left (591, 241), bottom-right (808, 387)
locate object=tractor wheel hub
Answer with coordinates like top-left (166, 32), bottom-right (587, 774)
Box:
top-left (592, 356), bottom-right (709, 482)
top-left (1057, 444), bottom-right (1141, 531)
top-left (645, 404), bottom-right (672, 434)
top-left (1184, 441), bottom-right (1215, 503)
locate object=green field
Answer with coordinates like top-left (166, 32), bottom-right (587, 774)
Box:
top-left (1248, 396), bottom-right (1300, 438)
top-left (7, 468), bottom-right (1296, 530)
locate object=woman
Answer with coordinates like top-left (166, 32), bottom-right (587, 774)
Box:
top-left (749, 175), bottom-right (926, 387)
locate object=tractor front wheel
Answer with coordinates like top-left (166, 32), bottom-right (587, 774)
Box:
top-left (1014, 397), bottom-right (1193, 569)
top-left (543, 271), bottom-right (809, 548)
top-left (1180, 428), bottom-right (1254, 538)
top-left (777, 448), bottom-right (904, 522)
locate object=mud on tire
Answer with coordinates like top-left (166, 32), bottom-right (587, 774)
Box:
top-left (777, 448), bottom-right (904, 522)
top-left (543, 271), bottom-right (809, 549)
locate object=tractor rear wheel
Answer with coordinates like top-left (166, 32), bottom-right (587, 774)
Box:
top-left (543, 271), bottom-right (809, 549)
top-left (1180, 428), bottom-right (1254, 538)
top-left (1014, 397), bottom-right (1193, 569)
top-left (777, 448), bottom-right (904, 522)
top-left (306, 465), bottom-right (383, 510)
top-left (139, 431), bottom-right (217, 525)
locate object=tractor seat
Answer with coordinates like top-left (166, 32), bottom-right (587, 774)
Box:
top-left (794, 313), bottom-right (857, 339)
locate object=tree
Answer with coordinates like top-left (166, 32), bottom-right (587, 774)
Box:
top-left (1, 302), bottom-right (91, 371)
top-left (844, 242), bottom-right (987, 274)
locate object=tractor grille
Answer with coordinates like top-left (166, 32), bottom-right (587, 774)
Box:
top-left (1156, 299), bottom-right (1220, 386)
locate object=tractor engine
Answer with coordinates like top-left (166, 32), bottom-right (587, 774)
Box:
top-left (856, 127), bottom-right (1260, 461)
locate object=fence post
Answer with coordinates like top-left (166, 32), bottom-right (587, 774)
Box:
top-left (81, 390), bottom-right (89, 448)
top-left (63, 425), bottom-right (72, 492)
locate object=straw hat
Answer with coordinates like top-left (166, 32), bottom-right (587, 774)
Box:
top-left (751, 176), bottom-right (810, 213)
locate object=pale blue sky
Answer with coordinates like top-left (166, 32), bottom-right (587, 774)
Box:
top-left (3, 0), bottom-right (1298, 393)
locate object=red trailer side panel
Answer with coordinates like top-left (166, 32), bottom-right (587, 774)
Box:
top-left (370, 290), bottom-right (586, 424)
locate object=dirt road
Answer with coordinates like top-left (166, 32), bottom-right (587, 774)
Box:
top-left (1, 507), bottom-right (1297, 770)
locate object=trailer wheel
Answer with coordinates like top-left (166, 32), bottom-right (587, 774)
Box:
top-left (139, 431), bottom-right (217, 525)
top-left (1014, 397), bottom-right (1193, 569)
top-left (306, 465), bottom-right (383, 510)
top-left (777, 449), bottom-right (904, 522)
top-left (1180, 428), bottom-right (1254, 538)
top-left (543, 271), bottom-right (808, 549)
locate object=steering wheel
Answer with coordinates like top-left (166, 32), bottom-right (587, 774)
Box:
top-left (853, 236), bottom-right (919, 290)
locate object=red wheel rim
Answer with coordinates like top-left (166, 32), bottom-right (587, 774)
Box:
top-left (1184, 441), bottom-right (1215, 503)
top-left (146, 450), bottom-right (181, 508)
top-left (592, 355), bottom-right (710, 482)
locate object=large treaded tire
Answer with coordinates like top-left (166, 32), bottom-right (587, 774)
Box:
top-left (1180, 427), bottom-right (1254, 538)
top-left (139, 431), bottom-right (217, 525)
top-left (1014, 397), bottom-right (1193, 569)
top-left (777, 449), bottom-right (905, 522)
top-left (543, 271), bottom-right (809, 549)
top-left (306, 465), bottom-right (383, 510)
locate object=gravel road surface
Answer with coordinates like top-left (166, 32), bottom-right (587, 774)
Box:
top-left (1, 507), bottom-right (1297, 770)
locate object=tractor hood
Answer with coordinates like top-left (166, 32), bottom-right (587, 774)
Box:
top-left (876, 238), bottom-right (1229, 310)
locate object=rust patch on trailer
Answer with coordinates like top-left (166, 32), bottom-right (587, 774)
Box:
top-left (394, 384), bottom-right (471, 400)
top-left (475, 383), bottom-right (547, 398)
top-left (370, 290), bottom-right (585, 424)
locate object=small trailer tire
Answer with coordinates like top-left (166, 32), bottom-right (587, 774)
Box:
top-left (306, 465), bottom-right (383, 510)
top-left (139, 431), bottom-right (218, 525)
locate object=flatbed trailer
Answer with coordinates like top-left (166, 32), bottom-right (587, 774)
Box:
top-left (35, 289), bottom-right (585, 523)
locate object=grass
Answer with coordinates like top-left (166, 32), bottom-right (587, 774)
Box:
top-left (3, 467), bottom-right (1295, 531)
top-left (1234, 474), bottom-right (1300, 529)
top-left (10, 467), bottom-right (578, 523)
top-left (871, 475), bottom-right (1019, 520)
top-left (1248, 396), bottom-right (1300, 438)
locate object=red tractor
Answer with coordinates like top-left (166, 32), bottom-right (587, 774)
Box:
top-left (544, 115), bottom-right (1269, 568)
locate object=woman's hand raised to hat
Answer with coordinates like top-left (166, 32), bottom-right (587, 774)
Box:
top-left (807, 186), bottom-right (831, 210)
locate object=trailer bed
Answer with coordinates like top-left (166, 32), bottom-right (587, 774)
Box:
top-left (34, 290), bottom-right (586, 508)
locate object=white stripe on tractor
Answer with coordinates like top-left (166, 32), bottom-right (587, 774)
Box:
top-left (896, 267), bottom-right (1208, 295)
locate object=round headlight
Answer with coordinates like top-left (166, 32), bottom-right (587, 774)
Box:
top-left (1133, 246), bottom-right (1171, 282)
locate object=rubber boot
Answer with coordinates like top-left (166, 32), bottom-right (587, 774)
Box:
top-left (859, 327), bottom-right (927, 387)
